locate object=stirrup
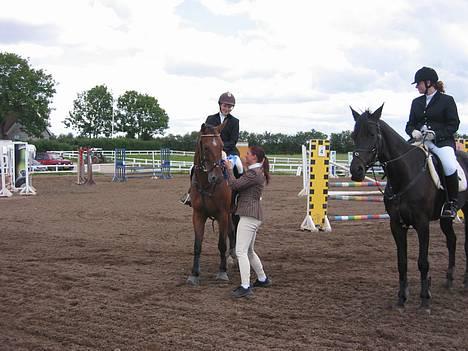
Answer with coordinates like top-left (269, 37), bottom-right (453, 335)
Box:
top-left (441, 201), bottom-right (457, 219)
top-left (179, 193), bottom-right (191, 206)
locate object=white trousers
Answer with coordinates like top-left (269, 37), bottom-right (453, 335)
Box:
top-left (424, 141), bottom-right (458, 175)
top-left (236, 216), bottom-right (266, 287)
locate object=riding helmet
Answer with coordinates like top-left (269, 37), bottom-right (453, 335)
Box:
top-left (412, 66), bottom-right (439, 84)
top-left (218, 92), bottom-right (235, 106)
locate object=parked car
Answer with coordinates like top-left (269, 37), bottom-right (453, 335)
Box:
top-left (36, 152), bottom-right (73, 170)
top-left (31, 159), bottom-right (48, 172)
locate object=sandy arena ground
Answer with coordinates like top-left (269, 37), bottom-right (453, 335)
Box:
top-left (1, 174), bottom-right (467, 351)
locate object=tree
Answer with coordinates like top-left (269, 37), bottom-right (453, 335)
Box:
top-left (64, 85), bottom-right (114, 138)
top-left (330, 130), bottom-right (354, 153)
top-left (115, 90), bottom-right (169, 139)
top-left (0, 52), bottom-right (56, 138)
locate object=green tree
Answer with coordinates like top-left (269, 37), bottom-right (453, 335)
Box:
top-left (116, 90), bottom-right (169, 139)
top-left (330, 130), bottom-right (354, 153)
top-left (0, 52), bottom-right (56, 138)
top-left (64, 85), bottom-right (114, 138)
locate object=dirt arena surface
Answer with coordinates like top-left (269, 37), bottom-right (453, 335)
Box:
top-left (1, 174), bottom-right (467, 351)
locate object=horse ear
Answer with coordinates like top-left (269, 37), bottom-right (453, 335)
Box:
top-left (371, 103), bottom-right (385, 120)
top-left (350, 106), bottom-right (361, 121)
top-left (201, 123), bottom-right (207, 132)
top-left (216, 120), bottom-right (227, 134)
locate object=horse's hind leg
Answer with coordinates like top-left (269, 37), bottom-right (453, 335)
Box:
top-left (215, 212), bottom-right (230, 282)
top-left (228, 213), bottom-right (237, 260)
top-left (440, 218), bottom-right (457, 289)
top-left (187, 213), bottom-right (206, 286)
top-left (463, 206), bottom-right (468, 289)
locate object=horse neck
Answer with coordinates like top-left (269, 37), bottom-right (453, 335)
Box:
top-left (379, 124), bottom-right (424, 186)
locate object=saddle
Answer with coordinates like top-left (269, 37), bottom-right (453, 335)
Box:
top-left (411, 142), bottom-right (467, 192)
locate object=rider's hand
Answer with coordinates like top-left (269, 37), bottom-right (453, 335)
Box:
top-left (411, 129), bottom-right (423, 141)
top-left (423, 129), bottom-right (436, 141)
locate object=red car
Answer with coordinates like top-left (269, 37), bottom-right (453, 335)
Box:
top-left (36, 152), bottom-right (73, 170)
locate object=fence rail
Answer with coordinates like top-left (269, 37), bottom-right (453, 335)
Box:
top-left (35, 149), bottom-right (383, 176)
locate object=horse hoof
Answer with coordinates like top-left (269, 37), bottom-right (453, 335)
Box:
top-left (215, 272), bottom-right (229, 281)
top-left (186, 275), bottom-right (200, 286)
top-left (419, 299), bottom-right (431, 315)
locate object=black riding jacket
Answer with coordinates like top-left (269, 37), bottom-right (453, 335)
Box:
top-left (205, 113), bottom-right (239, 155)
top-left (405, 91), bottom-right (459, 148)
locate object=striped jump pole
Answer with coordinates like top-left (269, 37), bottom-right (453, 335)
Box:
top-left (300, 139), bottom-right (389, 232)
top-left (329, 214), bottom-right (390, 221)
top-left (301, 139), bottom-right (331, 232)
top-left (330, 181), bottom-right (387, 187)
top-left (328, 195), bottom-right (384, 202)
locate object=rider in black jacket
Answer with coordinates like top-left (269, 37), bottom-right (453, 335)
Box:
top-left (405, 67), bottom-right (460, 218)
top-left (180, 92), bottom-right (240, 205)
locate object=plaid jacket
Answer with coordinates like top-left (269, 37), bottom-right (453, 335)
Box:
top-left (227, 167), bottom-right (265, 221)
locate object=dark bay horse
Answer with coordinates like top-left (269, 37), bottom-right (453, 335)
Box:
top-left (349, 104), bottom-right (468, 312)
top-left (187, 123), bottom-right (235, 285)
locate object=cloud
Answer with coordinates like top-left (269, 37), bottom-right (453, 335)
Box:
top-left (0, 19), bottom-right (58, 45)
top-left (176, 0), bottom-right (255, 36)
top-left (0, 0), bottom-right (467, 139)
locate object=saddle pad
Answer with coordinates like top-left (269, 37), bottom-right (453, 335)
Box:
top-left (426, 153), bottom-right (467, 192)
top-left (457, 163), bottom-right (467, 192)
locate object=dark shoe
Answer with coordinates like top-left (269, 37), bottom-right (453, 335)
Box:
top-left (231, 286), bottom-right (253, 298)
top-left (441, 201), bottom-right (457, 219)
top-left (253, 277), bottom-right (272, 288)
top-left (179, 193), bottom-right (191, 206)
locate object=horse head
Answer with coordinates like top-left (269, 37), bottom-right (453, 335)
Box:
top-left (197, 122), bottom-right (226, 184)
top-left (349, 103), bottom-right (384, 182)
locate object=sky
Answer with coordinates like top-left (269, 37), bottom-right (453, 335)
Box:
top-left (1, 0), bottom-right (467, 138)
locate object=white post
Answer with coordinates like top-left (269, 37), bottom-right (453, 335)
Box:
top-left (0, 145), bottom-right (13, 197)
top-left (19, 144), bottom-right (36, 195)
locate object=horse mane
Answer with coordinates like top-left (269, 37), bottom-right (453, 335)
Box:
top-left (355, 109), bottom-right (408, 144)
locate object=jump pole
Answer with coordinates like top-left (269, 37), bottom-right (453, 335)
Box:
top-left (300, 139), bottom-right (331, 232)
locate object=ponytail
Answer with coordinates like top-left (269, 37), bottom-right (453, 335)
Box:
top-left (248, 145), bottom-right (270, 185)
top-left (435, 81), bottom-right (445, 93)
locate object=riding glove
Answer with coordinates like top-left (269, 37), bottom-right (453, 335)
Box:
top-left (411, 129), bottom-right (423, 141)
top-left (422, 129), bottom-right (436, 141)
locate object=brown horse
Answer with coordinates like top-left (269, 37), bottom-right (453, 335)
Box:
top-left (187, 123), bottom-right (236, 285)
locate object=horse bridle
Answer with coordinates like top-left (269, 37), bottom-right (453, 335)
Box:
top-left (196, 133), bottom-right (225, 173)
top-left (352, 120), bottom-right (382, 169)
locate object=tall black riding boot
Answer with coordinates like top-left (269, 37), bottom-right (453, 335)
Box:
top-left (441, 171), bottom-right (458, 219)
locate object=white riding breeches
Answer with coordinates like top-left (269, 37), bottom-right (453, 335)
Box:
top-left (424, 141), bottom-right (458, 175)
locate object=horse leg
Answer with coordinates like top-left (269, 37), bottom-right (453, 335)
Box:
top-left (228, 213), bottom-right (237, 260)
top-left (440, 218), bottom-right (457, 289)
top-left (414, 220), bottom-right (431, 313)
top-left (187, 213), bottom-right (206, 285)
top-left (215, 212), bottom-right (229, 281)
top-left (390, 220), bottom-right (409, 309)
top-left (463, 205), bottom-right (468, 290)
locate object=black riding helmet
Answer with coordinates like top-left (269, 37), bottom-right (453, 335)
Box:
top-left (412, 66), bottom-right (438, 84)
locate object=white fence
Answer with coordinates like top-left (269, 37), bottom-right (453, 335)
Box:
top-left (34, 149), bottom-right (383, 176)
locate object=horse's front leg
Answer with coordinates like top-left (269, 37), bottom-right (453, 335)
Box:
top-left (187, 212), bottom-right (206, 285)
top-left (414, 220), bottom-right (431, 313)
top-left (215, 212), bottom-right (230, 281)
top-left (440, 217), bottom-right (457, 289)
top-left (390, 219), bottom-right (409, 310)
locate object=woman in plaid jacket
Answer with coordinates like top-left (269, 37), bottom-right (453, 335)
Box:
top-left (226, 145), bottom-right (272, 298)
